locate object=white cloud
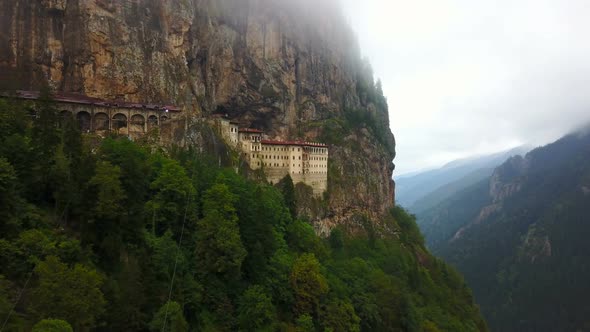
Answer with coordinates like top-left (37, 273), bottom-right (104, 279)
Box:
top-left (340, 0), bottom-right (590, 174)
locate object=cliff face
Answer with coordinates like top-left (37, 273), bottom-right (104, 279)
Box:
top-left (0, 0), bottom-right (396, 232)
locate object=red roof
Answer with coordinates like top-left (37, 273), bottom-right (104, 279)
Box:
top-left (261, 139), bottom-right (327, 147)
top-left (7, 90), bottom-right (182, 112)
top-left (239, 128), bottom-right (263, 133)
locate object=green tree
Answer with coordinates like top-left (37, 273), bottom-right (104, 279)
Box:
top-left (31, 88), bottom-right (60, 161)
top-left (290, 253), bottom-right (329, 316)
top-left (51, 145), bottom-right (73, 224)
top-left (321, 299), bottom-right (361, 332)
top-left (51, 114), bottom-right (84, 225)
top-left (32, 319), bottom-right (73, 332)
top-left (149, 301), bottom-right (188, 332)
top-left (287, 220), bottom-right (327, 257)
top-left (264, 249), bottom-right (295, 309)
top-left (277, 174), bottom-right (297, 219)
top-left (30, 88), bottom-right (60, 203)
top-left (295, 314), bottom-right (315, 332)
top-left (329, 228), bottom-right (344, 250)
top-left (146, 159), bottom-right (196, 236)
top-left (30, 256), bottom-right (105, 331)
top-left (0, 275), bottom-right (24, 331)
top-left (237, 285), bottom-right (275, 330)
top-left (98, 138), bottom-right (151, 245)
top-left (89, 161), bottom-right (126, 220)
top-left (0, 158), bottom-right (23, 236)
top-left (196, 184), bottom-right (246, 284)
top-left (87, 161), bottom-right (126, 263)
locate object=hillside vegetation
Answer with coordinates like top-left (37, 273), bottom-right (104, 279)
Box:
top-left (417, 130), bottom-right (590, 331)
top-left (0, 96), bottom-right (486, 331)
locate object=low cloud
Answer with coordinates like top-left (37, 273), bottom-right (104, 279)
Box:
top-left (340, 0), bottom-right (590, 174)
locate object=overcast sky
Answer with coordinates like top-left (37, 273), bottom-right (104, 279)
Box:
top-left (339, 0), bottom-right (590, 175)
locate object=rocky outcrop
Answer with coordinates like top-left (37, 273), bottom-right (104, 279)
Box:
top-left (518, 225), bottom-right (552, 263)
top-left (451, 156), bottom-right (529, 242)
top-left (489, 155), bottom-right (528, 202)
top-left (0, 0), bottom-right (395, 232)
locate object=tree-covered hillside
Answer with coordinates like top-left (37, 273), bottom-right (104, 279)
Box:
top-left (0, 96), bottom-right (486, 331)
top-left (418, 130), bottom-right (590, 331)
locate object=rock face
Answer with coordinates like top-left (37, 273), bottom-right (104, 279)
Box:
top-left (0, 0), bottom-right (396, 232)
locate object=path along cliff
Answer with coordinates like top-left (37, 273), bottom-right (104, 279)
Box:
top-left (0, 0), bottom-right (396, 234)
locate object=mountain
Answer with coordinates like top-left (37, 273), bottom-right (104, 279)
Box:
top-left (417, 129), bottom-right (590, 331)
top-left (0, 99), bottom-right (488, 330)
top-left (0, 0), bottom-right (395, 232)
top-left (0, 1), bottom-right (489, 331)
top-left (395, 146), bottom-right (530, 212)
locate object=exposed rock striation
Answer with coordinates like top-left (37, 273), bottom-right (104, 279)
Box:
top-left (0, 0), bottom-right (396, 232)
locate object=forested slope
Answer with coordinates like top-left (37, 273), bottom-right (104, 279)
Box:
top-left (418, 129), bottom-right (590, 331)
top-left (0, 97), bottom-right (486, 331)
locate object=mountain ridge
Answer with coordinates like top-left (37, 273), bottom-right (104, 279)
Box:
top-left (416, 129), bottom-right (590, 331)
top-left (396, 145), bottom-right (530, 211)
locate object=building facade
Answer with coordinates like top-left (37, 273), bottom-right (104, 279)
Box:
top-left (214, 117), bottom-right (329, 196)
top-left (5, 90), bottom-right (182, 139)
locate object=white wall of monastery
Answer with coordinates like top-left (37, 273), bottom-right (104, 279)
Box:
top-left (215, 118), bottom-right (329, 196)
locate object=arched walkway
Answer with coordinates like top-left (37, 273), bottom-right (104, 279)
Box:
top-left (130, 114), bottom-right (145, 133)
top-left (94, 112), bottom-right (109, 131)
top-left (77, 111), bottom-right (91, 132)
top-left (147, 115), bottom-right (158, 131)
top-left (112, 113), bottom-right (128, 135)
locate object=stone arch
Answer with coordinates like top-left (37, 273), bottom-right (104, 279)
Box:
top-left (147, 115), bottom-right (158, 130)
top-left (94, 112), bottom-right (109, 131)
top-left (76, 111), bottom-right (91, 132)
top-left (160, 115), bottom-right (168, 122)
top-left (112, 113), bottom-right (128, 134)
top-left (130, 114), bottom-right (145, 133)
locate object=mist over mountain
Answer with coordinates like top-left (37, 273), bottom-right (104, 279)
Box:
top-left (416, 128), bottom-right (590, 331)
top-left (395, 146), bottom-right (530, 212)
top-left (0, 1), bottom-right (490, 331)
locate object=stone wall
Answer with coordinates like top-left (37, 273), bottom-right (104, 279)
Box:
top-left (0, 0), bottom-right (396, 232)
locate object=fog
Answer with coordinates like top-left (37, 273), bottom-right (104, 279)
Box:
top-left (339, 0), bottom-right (590, 174)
